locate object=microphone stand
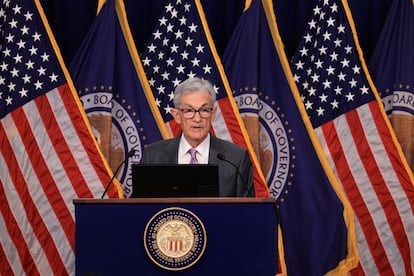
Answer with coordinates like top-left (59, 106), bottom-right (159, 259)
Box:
top-left (101, 149), bottom-right (136, 199)
top-left (217, 153), bottom-right (254, 197)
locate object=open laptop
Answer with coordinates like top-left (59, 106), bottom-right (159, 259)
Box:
top-left (131, 164), bottom-right (219, 198)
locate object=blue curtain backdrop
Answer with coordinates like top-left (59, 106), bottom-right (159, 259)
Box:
top-left (40, 0), bottom-right (392, 66)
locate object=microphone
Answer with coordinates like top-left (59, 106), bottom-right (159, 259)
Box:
top-left (217, 153), bottom-right (254, 197)
top-left (101, 149), bottom-right (136, 199)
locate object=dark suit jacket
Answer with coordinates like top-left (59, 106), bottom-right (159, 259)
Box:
top-left (140, 135), bottom-right (255, 197)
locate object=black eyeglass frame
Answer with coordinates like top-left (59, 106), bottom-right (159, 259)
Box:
top-left (177, 107), bottom-right (214, 119)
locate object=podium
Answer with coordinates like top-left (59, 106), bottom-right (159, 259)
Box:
top-left (74, 198), bottom-right (278, 275)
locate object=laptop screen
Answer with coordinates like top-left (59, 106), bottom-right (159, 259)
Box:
top-left (131, 164), bottom-right (219, 198)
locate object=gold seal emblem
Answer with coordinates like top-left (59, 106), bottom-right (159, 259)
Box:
top-left (157, 219), bottom-right (194, 258)
top-left (144, 207), bottom-right (206, 271)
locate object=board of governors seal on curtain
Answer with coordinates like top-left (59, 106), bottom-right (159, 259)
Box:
top-left (79, 87), bottom-right (142, 197)
top-left (144, 207), bottom-right (207, 271)
top-left (235, 90), bottom-right (295, 201)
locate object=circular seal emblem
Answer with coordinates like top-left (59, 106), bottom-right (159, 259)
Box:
top-left (235, 92), bottom-right (295, 201)
top-left (79, 87), bottom-right (142, 197)
top-left (144, 207), bottom-right (207, 271)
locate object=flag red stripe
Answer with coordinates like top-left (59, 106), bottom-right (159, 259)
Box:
top-left (350, 263), bottom-right (365, 276)
top-left (217, 99), bottom-right (244, 145)
top-left (0, 121), bottom-right (66, 274)
top-left (167, 120), bottom-right (181, 137)
top-left (0, 177), bottom-right (39, 275)
top-left (321, 119), bottom-right (392, 272)
top-left (369, 102), bottom-right (414, 213)
top-left (347, 108), bottom-right (413, 275)
top-left (0, 230), bottom-right (15, 275)
top-left (217, 99), bottom-right (268, 196)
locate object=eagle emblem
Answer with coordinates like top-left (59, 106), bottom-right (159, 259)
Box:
top-left (144, 207), bottom-right (206, 271)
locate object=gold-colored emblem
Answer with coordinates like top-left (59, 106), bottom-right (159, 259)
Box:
top-left (143, 207), bottom-right (206, 271)
top-left (157, 219), bottom-right (194, 258)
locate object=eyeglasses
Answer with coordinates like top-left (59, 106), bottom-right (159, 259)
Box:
top-left (178, 107), bottom-right (214, 119)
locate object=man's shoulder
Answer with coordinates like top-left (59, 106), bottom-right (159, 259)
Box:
top-left (211, 135), bottom-right (247, 153)
top-left (145, 138), bottom-right (177, 150)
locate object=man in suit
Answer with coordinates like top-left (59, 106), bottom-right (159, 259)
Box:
top-left (140, 77), bottom-right (254, 197)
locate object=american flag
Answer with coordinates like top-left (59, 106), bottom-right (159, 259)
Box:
top-left (291, 0), bottom-right (414, 274)
top-left (0, 0), bottom-right (113, 274)
top-left (140, 0), bottom-right (268, 197)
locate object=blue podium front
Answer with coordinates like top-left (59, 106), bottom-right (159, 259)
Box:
top-left (74, 198), bottom-right (278, 275)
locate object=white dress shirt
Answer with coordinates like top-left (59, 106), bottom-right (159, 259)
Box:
top-left (177, 134), bottom-right (210, 164)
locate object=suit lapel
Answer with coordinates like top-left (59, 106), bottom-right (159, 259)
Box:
top-left (164, 136), bottom-right (180, 163)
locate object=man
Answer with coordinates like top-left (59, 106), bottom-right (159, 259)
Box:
top-left (140, 77), bottom-right (255, 197)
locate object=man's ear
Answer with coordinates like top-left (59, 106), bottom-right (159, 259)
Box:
top-left (211, 106), bottom-right (217, 121)
top-left (171, 108), bottom-right (182, 124)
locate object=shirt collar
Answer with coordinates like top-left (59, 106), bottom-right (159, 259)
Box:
top-left (179, 134), bottom-right (210, 162)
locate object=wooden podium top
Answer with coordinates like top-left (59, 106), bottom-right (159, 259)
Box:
top-left (73, 197), bottom-right (276, 205)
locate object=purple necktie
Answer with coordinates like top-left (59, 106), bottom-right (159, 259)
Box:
top-left (189, 148), bottom-right (198, 164)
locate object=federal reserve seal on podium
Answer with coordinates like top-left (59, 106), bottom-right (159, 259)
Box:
top-left (144, 207), bottom-right (207, 271)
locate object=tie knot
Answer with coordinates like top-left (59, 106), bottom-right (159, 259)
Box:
top-left (189, 148), bottom-right (198, 164)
